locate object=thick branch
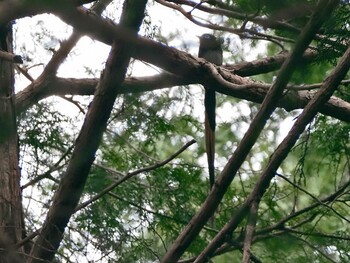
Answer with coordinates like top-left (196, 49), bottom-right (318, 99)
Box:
top-left (15, 46), bottom-right (350, 123)
top-left (12, 3), bottom-right (349, 125)
top-left (0, 50), bottom-right (22, 64)
top-left (28, 1), bottom-right (148, 262)
top-left (226, 49), bottom-right (318, 77)
top-left (197, 20), bottom-right (349, 263)
top-left (163, 1), bottom-right (339, 261)
top-left (0, 0), bottom-right (97, 24)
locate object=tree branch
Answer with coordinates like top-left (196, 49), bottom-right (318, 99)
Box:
top-left (163, 0), bottom-right (301, 34)
top-left (170, 1), bottom-right (341, 261)
top-left (11, 2), bottom-right (349, 126)
top-left (0, 0), bottom-right (97, 24)
top-left (75, 139), bottom-right (196, 211)
top-left (196, 12), bottom-right (349, 263)
top-left (28, 1), bottom-right (148, 262)
top-left (256, 179), bottom-right (350, 236)
top-left (15, 50), bottom-right (350, 123)
top-left (0, 50), bottom-right (22, 63)
top-left (276, 173), bottom-right (350, 224)
top-left (155, 0), bottom-right (297, 46)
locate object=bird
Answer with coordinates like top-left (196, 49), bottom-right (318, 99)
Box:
top-left (198, 34), bottom-right (223, 189)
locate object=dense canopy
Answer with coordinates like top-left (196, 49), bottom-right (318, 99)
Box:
top-left (0, 0), bottom-right (349, 262)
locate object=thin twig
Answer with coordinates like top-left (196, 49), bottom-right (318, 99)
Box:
top-left (242, 201), bottom-right (258, 263)
top-left (21, 145), bottom-right (74, 189)
top-left (75, 139), bottom-right (196, 212)
top-left (277, 173), bottom-right (350, 224)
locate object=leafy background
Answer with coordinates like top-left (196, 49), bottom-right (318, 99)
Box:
top-left (12, 0), bottom-right (350, 262)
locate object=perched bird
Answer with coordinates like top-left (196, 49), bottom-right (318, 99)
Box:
top-left (198, 34), bottom-right (223, 189)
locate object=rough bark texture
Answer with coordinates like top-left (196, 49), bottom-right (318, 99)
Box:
top-left (0, 23), bottom-right (24, 263)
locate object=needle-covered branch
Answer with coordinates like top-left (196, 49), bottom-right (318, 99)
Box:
top-left (76, 139), bottom-right (196, 211)
top-left (163, 1), bottom-right (340, 261)
top-left (197, 18), bottom-right (349, 263)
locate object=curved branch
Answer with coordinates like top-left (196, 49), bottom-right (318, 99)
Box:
top-left (15, 45), bottom-right (350, 123)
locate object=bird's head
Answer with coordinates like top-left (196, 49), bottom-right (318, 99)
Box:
top-left (198, 34), bottom-right (221, 49)
top-left (198, 34), bottom-right (223, 65)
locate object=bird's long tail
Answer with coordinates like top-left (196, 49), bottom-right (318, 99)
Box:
top-left (204, 88), bottom-right (216, 189)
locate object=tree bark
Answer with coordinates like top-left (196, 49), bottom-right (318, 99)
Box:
top-left (0, 23), bottom-right (24, 263)
top-left (28, 1), bottom-right (148, 262)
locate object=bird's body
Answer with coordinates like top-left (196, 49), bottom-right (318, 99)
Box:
top-left (198, 34), bottom-right (223, 189)
top-left (198, 34), bottom-right (223, 66)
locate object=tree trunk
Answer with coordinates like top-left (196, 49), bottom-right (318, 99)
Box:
top-left (0, 23), bottom-right (24, 262)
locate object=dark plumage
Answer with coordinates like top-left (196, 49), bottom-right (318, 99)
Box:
top-left (198, 34), bottom-right (223, 66)
top-left (198, 34), bottom-right (223, 189)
